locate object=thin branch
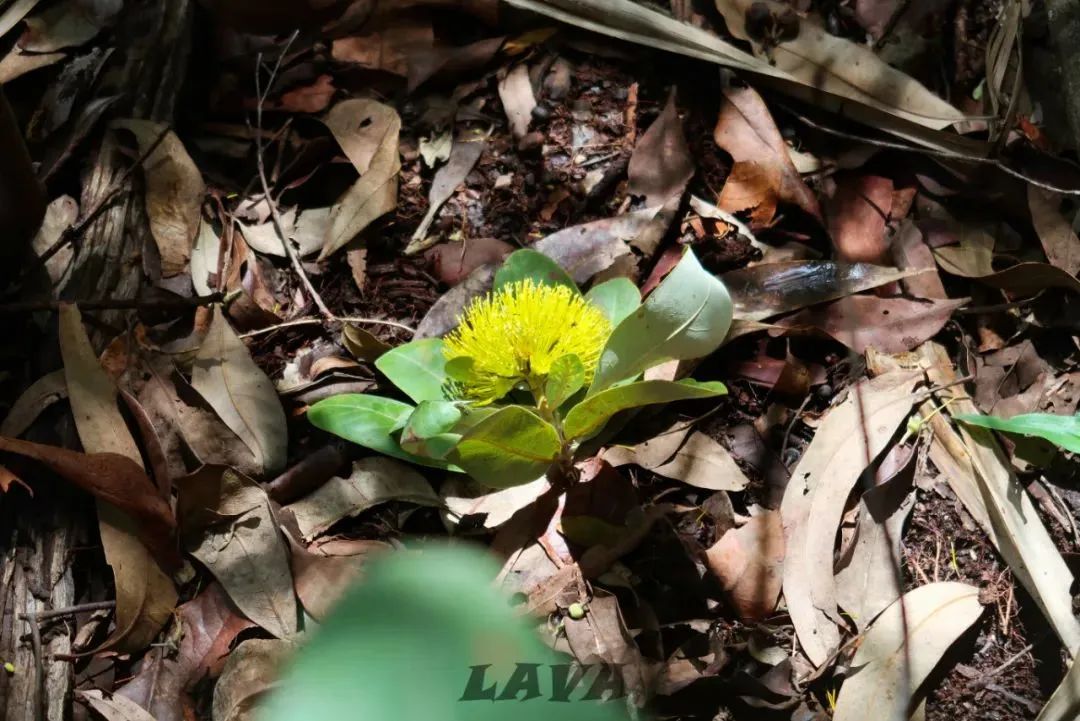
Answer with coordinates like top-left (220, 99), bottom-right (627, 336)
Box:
top-left (19, 600), bottom-right (115, 623)
top-left (0, 293), bottom-right (224, 315)
top-left (240, 315), bottom-right (416, 339)
top-left (253, 31), bottom-right (334, 321)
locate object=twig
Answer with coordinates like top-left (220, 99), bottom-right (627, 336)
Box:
top-left (780, 393), bottom-right (814, 465)
top-left (239, 315), bottom-right (416, 339)
top-left (0, 293), bottom-right (224, 315)
top-left (19, 600), bottom-right (115, 623)
top-left (253, 32), bottom-right (333, 321)
top-left (28, 126), bottom-right (173, 276)
top-left (953, 296), bottom-right (1039, 315)
top-left (778, 102), bottom-right (1080, 196)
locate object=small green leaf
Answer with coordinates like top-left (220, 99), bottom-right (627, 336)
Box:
top-left (493, 249), bottom-right (577, 292)
top-left (260, 546), bottom-right (627, 721)
top-left (955, 412), bottom-right (1080, 453)
top-left (590, 249), bottom-right (732, 394)
top-left (564, 379), bottom-right (727, 440)
top-left (448, 406), bottom-right (561, 488)
top-left (585, 277), bottom-right (640, 325)
top-left (374, 338), bottom-right (448, 403)
top-left (308, 394), bottom-right (415, 461)
top-left (545, 354), bottom-right (585, 409)
top-left (400, 401), bottom-right (463, 461)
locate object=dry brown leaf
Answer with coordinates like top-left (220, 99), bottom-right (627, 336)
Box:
top-left (406, 138), bottom-right (486, 252)
top-left (776, 295), bottom-right (968, 354)
top-left (331, 19), bottom-right (434, 76)
top-left (58, 304), bottom-right (177, 651)
top-left (0, 464), bottom-right (30, 494)
top-left (211, 638), bottom-right (294, 721)
top-left (181, 467), bottom-right (298, 639)
top-left (30, 194), bottom-right (77, 287)
top-left (0, 369), bottom-right (67, 438)
top-left (286, 534), bottom-right (390, 620)
top-left (191, 306), bottom-right (287, 477)
top-left (714, 0), bottom-right (965, 130)
top-left (0, 47), bottom-right (64, 83)
top-left (1028, 186), bottom-right (1080, 276)
top-left (717, 160), bottom-right (781, 229)
top-left (704, 510), bottom-right (785, 620)
top-left (780, 370), bottom-right (921, 666)
top-left (827, 175), bottom-right (893, 263)
top-left (713, 85), bottom-right (821, 223)
top-left (271, 74), bottom-right (335, 114)
top-left (79, 690), bottom-right (157, 721)
top-left (498, 63), bottom-right (536, 138)
top-left (112, 120), bottom-right (204, 277)
top-left (426, 236), bottom-right (513, 285)
top-left (442, 476), bottom-right (550, 530)
top-left (284, 457), bottom-right (439, 540)
top-left (890, 220), bottom-right (946, 299)
top-left (627, 89), bottom-right (694, 206)
top-left (607, 427), bottom-right (748, 491)
top-left (319, 99), bottom-right (401, 259)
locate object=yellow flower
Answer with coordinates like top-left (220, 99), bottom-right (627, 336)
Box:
top-left (443, 279), bottom-right (612, 404)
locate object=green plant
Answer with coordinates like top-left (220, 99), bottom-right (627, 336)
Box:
top-left (955, 412), bottom-right (1080, 453)
top-left (259, 545), bottom-right (629, 721)
top-left (309, 248), bottom-right (733, 489)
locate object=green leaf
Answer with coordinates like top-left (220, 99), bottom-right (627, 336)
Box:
top-left (448, 406), bottom-right (561, 488)
top-left (564, 379), bottom-right (727, 440)
top-left (590, 249), bottom-right (732, 394)
top-left (400, 401), bottom-right (463, 460)
top-left (544, 354), bottom-right (585, 409)
top-left (585, 277), bottom-right (640, 325)
top-left (308, 394), bottom-right (414, 459)
top-left (260, 546), bottom-right (628, 721)
top-left (374, 338), bottom-right (448, 403)
top-left (955, 412), bottom-right (1080, 453)
top-left (493, 249), bottom-right (577, 292)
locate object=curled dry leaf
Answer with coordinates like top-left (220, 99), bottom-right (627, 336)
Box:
top-left (180, 467), bottom-right (298, 639)
top-left (833, 582), bottom-right (983, 721)
top-left (1028, 186), bottom-right (1080, 276)
top-left (627, 89), bottom-right (694, 207)
top-left (713, 85), bottom-right (821, 223)
top-left (827, 175), bottom-right (894, 264)
top-left (722, 261), bottom-right (924, 321)
top-left (117, 583), bottom-right (256, 721)
top-left (211, 638), bottom-right (294, 721)
top-left (112, 120), bottom-right (205, 277)
top-left (442, 476), bottom-right (550, 530)
top-left (286, 533), bottom-right (391, 620)
top-left (0, 369), bottom-right (66, 438)
top-left (284, 457), bottom-right (440, 540)
top-left (192, 306), bottom-right (288, 477)
top-left (704, 509), bottom-right (785, 620)
top-left (606, 426), bottom-right (749, 492)
top-left (497, 63), bottom-right (536, 139)
top-left (407, 138), bottom-right (486, 253)
top-left (775, 295), bottom-right (968, 354)
top-left (58, 304), bottom-right (177, 651)
top-left (320, 99), bottom-right (401, 259)
top-left (780, 370), bottom-right (921, 666)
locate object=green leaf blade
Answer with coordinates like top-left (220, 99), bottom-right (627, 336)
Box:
top-left (374, 338), bottom-right (449, 403)
top-left (564, 379), bottom-right (727, 440)
top-left (585, 277), bottom-right (640, 325)
top-left (308, 394), bottom-right (446, 467)
top-left (448, 406), bottom-right (561, 488)
top-left (955, 412), bottom-right (1080, 453)
top-left (590, 249), bottom-right (733, 394)
top-left (493, 249), bottom-right (577, 292)
top-left (544, 354), bottom-right (585, 409)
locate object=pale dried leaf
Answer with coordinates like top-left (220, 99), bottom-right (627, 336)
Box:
top-left (212, 638), bottom-right (294, 721)
top-left (79, 690), bottom-right (157, 721)
top-left (192, 306), bottom-right (288, 477)
top-left (191, 220), bottom-right (221, 296)
top-left (833, 582), bottom-right (983, 721)
top-left (1028, 186), bottom-right (1080, 276)
top-left (780, 371), bottom-right (921, 666)
top-left (407, 138), bottom-right (486, 252)
top-left (113, 120), bottom-right (205, 276)
top-left (285, 457), bottom-right (440, 540)
top-left (497, 63), bottom-right (536, 138)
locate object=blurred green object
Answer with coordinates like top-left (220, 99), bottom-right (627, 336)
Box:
top-left (260, 545), bottom-right (631, 721)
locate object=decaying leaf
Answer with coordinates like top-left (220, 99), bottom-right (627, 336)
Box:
top-left (607, 426), bottom-right (749, 492)
top-left (79, 690), bottom-right (157, 721)
top-left (780, 370), bottom-right (921, 666)
top-left (181, 467), bottom-right (298, 639)
top-left (192, 306), bottom-right (288, 477)
top-left (827, 175), bottom-right (894, 263)
top-left (286, 534), bottom-right (391, 620)
top-left (112, 120), bottom-right (205, 277)
top-left (442, 476), bottom-right (550, 530)
top-left (627, 90), bottom-right (693, 207)
top-left (498, 63), bottom-right (536, 138)
top-left (704, 509), bottom-right (785, 620)
top-left (833, 582), bottom-right (983, 721)
top-left (284, 457), bottom-right (440, 540)
top-left (1028, 186), bottom-right (1080, 276)
top-left (407, 138), bottom-right (486, 252)
top-left (0, 369), bottom-right (67, 438)
top-left (776, 295), bottom-right (968, 354)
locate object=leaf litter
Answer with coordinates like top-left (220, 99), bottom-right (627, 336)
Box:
top-left (6, 1), bottom-right (1080, 719)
